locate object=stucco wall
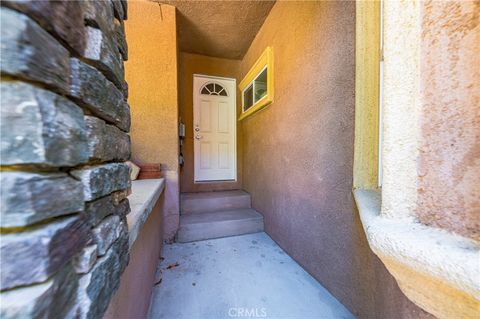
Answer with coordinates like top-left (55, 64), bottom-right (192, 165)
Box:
top-left (417, 0), bottom-right (480, 241)
top-left (240, 2), bottom-right (433, 318)
top-left (178, 52), bottom-right (242, 193)
top-left (381, 0), bottom-right (422, 222)
top-left (125, 1), bottom-right (179, 240)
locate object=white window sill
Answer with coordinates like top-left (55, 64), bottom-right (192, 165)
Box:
top-left (127, 179), bottom-right (165, 249)
top-left (353, 189), bottom-right (480, 319)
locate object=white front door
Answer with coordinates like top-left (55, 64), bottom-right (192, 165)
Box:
top-left (193, 75), bottom-right (236, 182)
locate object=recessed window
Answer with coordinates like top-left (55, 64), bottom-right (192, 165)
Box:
top-left (243, 84), bottom-right (254, 111)
top-left (254, 68), bottom-right (267, 102)
top-left (238, 47), bottom-right (274, 120)
top-left (242, 67), bottom-right (268, 113)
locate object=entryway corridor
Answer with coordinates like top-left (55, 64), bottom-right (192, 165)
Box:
top-left (1, 0), bottom-right (478, 318)
top-left (148, 233), bottom-right (355, 319)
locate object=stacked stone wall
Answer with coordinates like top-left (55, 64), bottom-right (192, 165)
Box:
top-left (0, 1), bottom-right (131, 318)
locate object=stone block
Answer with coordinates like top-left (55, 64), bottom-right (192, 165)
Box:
top-left (85, 116), bottom-right (130, 162)
top-left (0, 8), bottom-right (70, 94)
top-left (71, 163), bottom-right (131, 201)
top-left (123, 81), bottom-right (129, 99)
top-left (73, 230), bottom-right (129, 319)
top-left (112, 189), bottom-right (129, 205)
top-left (116, 199), bottom-right (131, 220)
top-left (84, 191), bottom-right (129, 227)
top-left (121, 0), bottom-right (127, 20)
top-left (0, 215), bottom-right (91, 290)
top-left (70, 58), bottom-right (130, 132)
top-left (73, 245), bottom-right (98, 274)
top-left (0, 82), bottom-right (89, 167)
top-left (2, 0), bottom-right (86, 55)
top-left (0, 266), bottom-right (78, 319)
top-left (111, 0), bottom-right (125, 21)
top-left (84, 193), bottom-right (116, 227)
top-left (83, 0), bottom-right (127, 61)
top-left (92, 215), bottom-right (122, 256)
top-left (83, 0), bottom-right (115, 35)
top-left (114, 18), bottom-right (128, 61)
top-left (83, 25), bottom-right (125, 91)
top-left (0, 172), bottom-right (84, 228)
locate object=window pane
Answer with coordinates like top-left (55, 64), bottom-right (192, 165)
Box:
top-left (243, 85), bottom-right (253, 111)
top-left (254, 68), bottom-right (267, 102)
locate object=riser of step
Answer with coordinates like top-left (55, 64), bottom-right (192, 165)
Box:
top-left (177, 208), bottom-right (264, 243)
top-left (181, 190), bottom-right (251, 214)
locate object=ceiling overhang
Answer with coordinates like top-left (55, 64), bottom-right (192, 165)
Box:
top-left (157, 0), bottom-right (276, 60)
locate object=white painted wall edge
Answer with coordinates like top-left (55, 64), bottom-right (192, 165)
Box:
top-left (353, 189), bottom-right (480, 319)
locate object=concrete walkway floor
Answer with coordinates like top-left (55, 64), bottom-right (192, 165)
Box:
top-left (148, 232), bottom-right (355, 319)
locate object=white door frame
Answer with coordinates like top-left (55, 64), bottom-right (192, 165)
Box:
top-left (193, 74), bottom-right (237, 182)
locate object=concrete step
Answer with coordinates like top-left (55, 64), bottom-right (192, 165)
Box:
top-left (177, 208), bottom-right (264, 243)
top-left (180, 190), bottom-right (251, 214)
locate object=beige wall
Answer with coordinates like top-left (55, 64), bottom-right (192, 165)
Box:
top-left (125, 1), bottom-right (179, 240)
top-left (416, 0), bottom-right (480, 241)
top-left (178, 52), bottom-right (242, 193)
top-left (239, 2), bottom-right (433, 318)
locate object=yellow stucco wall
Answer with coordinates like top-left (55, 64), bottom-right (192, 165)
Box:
top-left (125, 1), bottom-right (178, 170)
top-left (125, 1), bottom-right (179, 241)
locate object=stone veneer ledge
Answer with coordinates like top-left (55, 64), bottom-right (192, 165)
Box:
top-left (353, 189), bottom-right (480, 319)
top-left (127, 179), bottom-right (165, 249)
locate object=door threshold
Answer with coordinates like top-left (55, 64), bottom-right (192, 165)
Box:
top-left (194, 180), bottom-right (236, 184)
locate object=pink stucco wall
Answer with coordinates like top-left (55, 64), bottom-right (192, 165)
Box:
top-left (417, 0), bottom-right (480, 241)
top-left (104, 197), bottom-right (163, 319)
top-left (240, 2), bottom-right (434, 318)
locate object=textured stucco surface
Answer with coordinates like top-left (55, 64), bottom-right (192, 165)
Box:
top-left (382, 0), bottom-right (421, 221)
top-left (240, 2), bottom-right (433, 318)
top-left (417, 0), bottom-right (480, 241)
top-left (355, 189), bottom-right (479, 319)
top-left (355, 1), bottom-right (480, 317)
top-left (178, 52), bottom-right (242, 193)
top-left (125, 1), bottom-right (178, 169)
top-left (157, 1), bottom-right (275, 59)
top-left (105, 196), bottom-right (163, 319)
top-left (125, 1), bottom-right (179, 241)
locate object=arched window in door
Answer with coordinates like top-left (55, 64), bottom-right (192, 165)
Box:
top-left (200, 82), bottom-right (228, 96)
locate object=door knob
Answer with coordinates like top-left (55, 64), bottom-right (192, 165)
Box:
top-left (195, 127), bottom-right (200, 132)
top-left (195, 134), bottom-right (203, 140)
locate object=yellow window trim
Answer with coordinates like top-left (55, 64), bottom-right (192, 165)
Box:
top-left (353, 1), bottom-right (380, 190)
top-left (238, 46), bottom-right (274, 121)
